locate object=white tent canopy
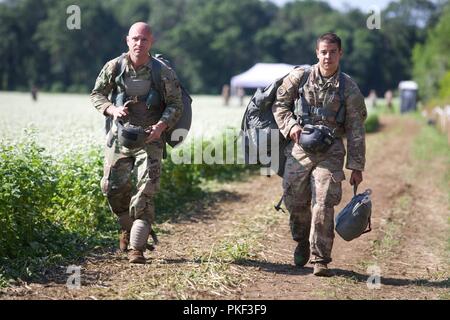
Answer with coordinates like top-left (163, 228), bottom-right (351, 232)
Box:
top-left (230, 63), bottom-right (297, 89)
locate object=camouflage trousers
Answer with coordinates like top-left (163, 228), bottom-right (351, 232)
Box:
top-left (282, 138), bottom-right (346, 264)
top-left (101, 129), bottom-right (163, 228)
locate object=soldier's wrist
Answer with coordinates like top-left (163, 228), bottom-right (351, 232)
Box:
top-left (105, 105), bottom-right (114, 116)
top-left (156, 121), bottom-right (168, 132)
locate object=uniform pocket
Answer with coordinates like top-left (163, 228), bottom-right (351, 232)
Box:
top-left (331, 170), bottom-right (346, 183)
top-left (100, 165), bottom-right (111, 195)
top-left (324, 170), bottom-right (345, 206)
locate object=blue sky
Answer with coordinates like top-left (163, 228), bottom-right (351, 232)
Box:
top-left (269, 0), bottom-right (396, 11)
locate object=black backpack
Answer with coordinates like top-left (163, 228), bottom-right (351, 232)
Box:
top-left (147, 54), bottom-right (193, 148)
top-left (241, 66), bottom-right (311, 177)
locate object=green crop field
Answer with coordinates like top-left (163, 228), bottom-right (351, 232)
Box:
top-left (0, 92), bottom-right (252, 283)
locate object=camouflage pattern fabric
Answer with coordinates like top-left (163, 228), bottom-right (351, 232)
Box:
top-left (273, 63), bottom-right (367, 264)
top-left (91, 53), bottom-right (183, 227)
top-left (100, 131), bottom-right (164, 225)
top-left (91, 53), bottom-right (183, 130)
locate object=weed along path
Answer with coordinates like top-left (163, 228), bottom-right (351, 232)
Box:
top-left (1, 115), bottom-right (449, 300)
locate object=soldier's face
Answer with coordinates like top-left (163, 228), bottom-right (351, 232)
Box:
top-left (316, 41), bottom-right (342, 74)
top-left (127, 28), bottom-right (153, 59)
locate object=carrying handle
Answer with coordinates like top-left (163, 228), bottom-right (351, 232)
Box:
top-left (360, 187), bottom-right (372, 235)
top-left (362, 216), bottom-right (372, 234)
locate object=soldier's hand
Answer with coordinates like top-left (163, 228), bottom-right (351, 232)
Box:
top-left (289, 125), bottom-right (302, 143)
top-left (107, 105), bottom-right (128, 120)
top-left (145, 121), bottom-right (168, 143)
top-left (350, 170), bottom-right (363, 187)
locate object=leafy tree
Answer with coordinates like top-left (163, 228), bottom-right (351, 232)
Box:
top-left (0, 0), bottom-right (49, 91)
top-left (154, 0), bottom-right (274, 93)
top-left (105, 0), bottom-right (152, 27)
top-left (34, 0), bottom-right (124, 92)
top-left (412, 2), bottom-right (450, 101)
top-left (0, 0), bottom-right (448, 96)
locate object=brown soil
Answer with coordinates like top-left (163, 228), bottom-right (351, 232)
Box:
top-left (1, 115), bottom-right (449, 300)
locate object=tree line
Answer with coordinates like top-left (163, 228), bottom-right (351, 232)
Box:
top-left (0, 0), bottom-right (448, 99)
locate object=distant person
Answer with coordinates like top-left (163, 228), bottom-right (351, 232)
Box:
top-left (367, 89), bottom-right (377, 109)
top-left (237, 87), bottom-right (245, 107)
top-left (222, 84), bottom-right (230, 106)
top-left (90, 22), bottom-right (183, 264)
top-left (31, 85), bottom-right (38, 102)
top-left (272, 32), bottom-right (367, 277)
top-left (384, 90), bottom-right (393, 110)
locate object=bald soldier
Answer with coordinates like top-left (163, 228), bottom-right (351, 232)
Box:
top-left (273, 33), bottom-right (367, 276)
top-left (91, 22), bottom-right (183, 264)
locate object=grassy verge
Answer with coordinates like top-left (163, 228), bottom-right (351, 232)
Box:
top-left (120, 201), bottom-right (282, 299)
top-left (412, 119), bottom-right (450, 272)
top-left (0, 129), bottom-right (256, 287)
top-left (0, 133), bottom-right (117, 286)
top-left (412, 120), bottom-right (450, 191)
top-left (366, 116), bottom-right (449, 260)
top-left (371, 194), bottom-right (412, 260)
top-left (360, 116), bottom-right (450, 296)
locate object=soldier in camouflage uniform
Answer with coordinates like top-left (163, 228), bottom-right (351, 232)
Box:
top-left (272, 33), bottom-right (367, 276)
top-left (91, 22), bottom-right (183, 264)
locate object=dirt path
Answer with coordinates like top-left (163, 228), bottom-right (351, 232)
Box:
top-left (1, 115), bottom-right (448, 300)
top-left (225, 115), bottom-right (449, 300)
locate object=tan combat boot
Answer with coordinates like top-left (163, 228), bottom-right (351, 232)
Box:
top-left (313, 263), bottom-right (333, 277)
top-left (128, 249), bottom-right (146, 264)
top-left (119, 230), bottom-right (130, 252)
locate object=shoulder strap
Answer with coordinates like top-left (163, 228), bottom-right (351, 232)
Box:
top-left (105, 54), bottom-right (127, 134)
top-left (110, 53), bottom-right (128, 108)
top-left (151, 56), bottom-right (163, 94)
top-left (335, 72), bottom-right (346, 125)
top-left (299, 67), bottom-right (311, 92)
top-left (297, 67), bottom-right (312, 124)
top-left (114, 53), bottom-right (128, 91)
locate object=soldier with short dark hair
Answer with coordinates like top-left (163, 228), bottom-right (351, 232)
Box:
top-left (273, 32), bottom-right (367, 276)
top-left (91, 22), bottom-right (183, 264)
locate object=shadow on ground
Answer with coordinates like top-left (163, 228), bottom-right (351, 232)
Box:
top-left (234, 258), bottom-right (450, 289)
top-left (2, 188), bottom-right (245, 288)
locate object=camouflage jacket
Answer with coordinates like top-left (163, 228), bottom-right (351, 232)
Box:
top-left (272, 63), bottom-right (367, 171)
top-left (90, 53), bottom-right (183, 129)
